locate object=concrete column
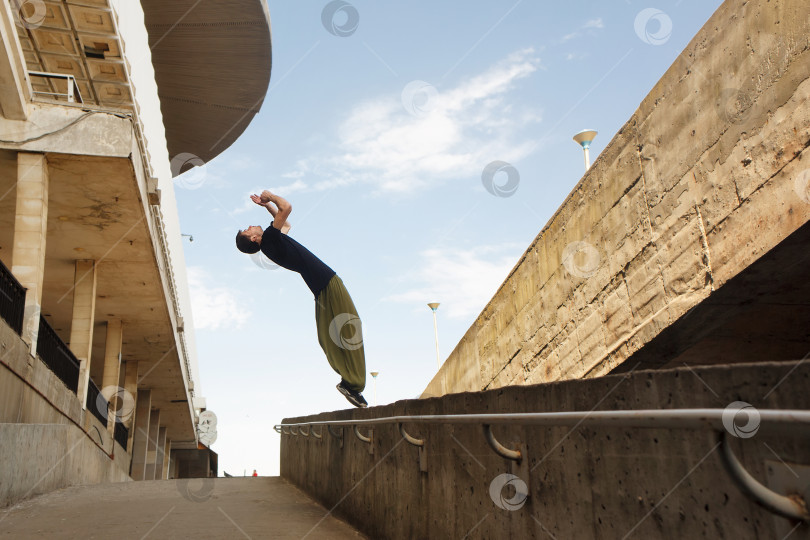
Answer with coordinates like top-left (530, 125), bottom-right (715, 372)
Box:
top-left (123, 360), bottom-right (138, 453)
top-left (101, 319), bottom-right (122, 435)
top-left (154, 427), bottom-right (167, 480)
top-left (143, 409), bottom-right (161, 479)
top-left (70, 260), bottom-right (97, 408)
top-left (130, 389), bottom-right (151, 480)
top-left (162, 439), bottom-right (172, 479)
top-left (10, 152), bottom-right (48, 354)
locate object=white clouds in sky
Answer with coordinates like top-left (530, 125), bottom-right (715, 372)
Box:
top-left (386, 244), bottom-right (522, 319)
top-left (283, 48), bottom-right (543, 195)
top-left (187, 266), bottom-right (250, 330)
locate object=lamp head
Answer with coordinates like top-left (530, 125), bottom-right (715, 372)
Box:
top-left (427, 302), bottom-right (440, 311)
top-left (573, 129), bottom-right (598, 149)
top-left (370, 371), bottom-right (379, 378)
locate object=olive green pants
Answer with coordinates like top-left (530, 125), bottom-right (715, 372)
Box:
top-left (315, 275), bottom-right (366, 392)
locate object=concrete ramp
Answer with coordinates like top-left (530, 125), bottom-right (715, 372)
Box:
top-left (0, 477), bottom-right (364, 539)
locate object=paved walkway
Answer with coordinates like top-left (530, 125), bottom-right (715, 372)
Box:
top-left (0, 477), bottom-right (364, 539)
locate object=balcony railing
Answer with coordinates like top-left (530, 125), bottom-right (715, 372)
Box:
top-left (36, 316), bottom-right (80, 393)
top-left (114, 421), bottom-right (129, 450)
top-left (0, 258), bottom-right (26, 335)
top-left (86, 379), bottom-right (108, 426)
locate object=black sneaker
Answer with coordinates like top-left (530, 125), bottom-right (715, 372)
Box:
top-left (337, 381), bottom-right (368, 408)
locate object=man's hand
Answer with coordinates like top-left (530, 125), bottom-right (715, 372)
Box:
top-left (250, 194), bottom-right (267, 207)
top-left (260, 190), bottom-right (274, 203)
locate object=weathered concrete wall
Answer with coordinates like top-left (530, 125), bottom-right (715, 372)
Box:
top-left (0, 318), bottom-right (131, 507)
top-left (424, 0), bottom-right (810, 397)
top-left (0, 424), bottom-right (131, 508)
top-left (282, 361), bottom-right (810, 539)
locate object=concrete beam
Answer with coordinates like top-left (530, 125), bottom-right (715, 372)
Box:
top-left (0, 0), bottom-right (30, 120)
top-left (70, 260), bottom-right (97, 409)
top-left (143, 409), bottom-right (160, 480)
top-left (10, 152), bottom-right (48, 354)
top-left (123, 360), bottom-right (138, 453)
top-left (0, 103), bottom-right (134, 157)
top-left (154, 427), bottom-right (167, 480)
top-left (102, 319), bottom-right (123, 435)
top-left (130, 389), bottom-right (151, 480)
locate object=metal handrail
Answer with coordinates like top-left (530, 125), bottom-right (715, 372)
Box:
top-left (275, 408), bottom-right (810, 522)
top-left (29, 71), bottom-right (83, 103)
top-left (276, 409), bottom-right (810, 432)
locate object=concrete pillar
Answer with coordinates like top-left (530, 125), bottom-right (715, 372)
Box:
top-left (10, 152), bottom-right (48, 354)
top-left (154, 427), bottom-right (167, 480)
top-left (101, 319), bottom-right (122, 435)
top-left (130, 389), bottom-right (151, 480)
top-left (123, 360), bottom-right (138, 453)
top-left (70, 260), bottom-right (97, 408)
top-left (162, 439), bottom-right (172, 479)
top-left (143, 409), bottom-right (161, 479)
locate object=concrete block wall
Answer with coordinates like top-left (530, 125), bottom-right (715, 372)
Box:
top-left (0, 318), bottom-right (131, 508)
top-left (282, 361), bottom-right (810, 539)
top-left (424, 0), bottom-right (810, 397)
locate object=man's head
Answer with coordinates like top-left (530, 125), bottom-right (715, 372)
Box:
top-left (235, 225), bottom-right (263, 254)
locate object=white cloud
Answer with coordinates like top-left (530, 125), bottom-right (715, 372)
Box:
top-left (386, 245), bottom-right (522, 319)
top-left (187, 267), bottom-right (250, 330)
top-left (561, 32), bottom-right (579, 43)
top-left (283, 48), bottom-right (543, 195)
top-left (584, 18), bottom-right (604, 29)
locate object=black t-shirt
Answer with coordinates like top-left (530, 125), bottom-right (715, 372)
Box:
top-left (260, 224), bottom-right (336, 297)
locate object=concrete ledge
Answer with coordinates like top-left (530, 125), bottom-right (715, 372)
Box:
top-left (282, 361), bottom-right (810, 539)
top-left (0, 102), bottom-right (134, 157)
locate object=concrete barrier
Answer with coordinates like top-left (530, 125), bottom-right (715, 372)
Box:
top-left (423, 0), bottom-right (810, 397)
top-left (281, 361), bottom-right (810, 539)
top-left (0, 317), bottom-right (131, 508)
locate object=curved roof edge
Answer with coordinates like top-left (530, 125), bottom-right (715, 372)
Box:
top-left (140, 0), bottom-right (272, 175)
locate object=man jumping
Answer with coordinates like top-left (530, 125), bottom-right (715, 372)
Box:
top-left (235, 190), bottom-right (368, 408)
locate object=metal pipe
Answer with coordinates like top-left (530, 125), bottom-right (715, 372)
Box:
top-left (719, 432), bottom-right (809, 522)
top-left (274, 409), bottom-right (810, 433)
top-left (300, 426), bottom-right (310, 437)
top-left (290, 426), bottom-right (299, 436)
top-left (312, 426), bottom-right (323, 439)
top-left (354, 425), bottom-right (372, 444)
top-left (483, 424), bottom-right (521, 461)
top-left (399, 423), bottom-right (424, 447)
top-left (328, 425), bottom-right (343, 440)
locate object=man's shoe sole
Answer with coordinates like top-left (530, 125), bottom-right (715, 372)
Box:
top-left (337, 383), bottom-right (368, 408)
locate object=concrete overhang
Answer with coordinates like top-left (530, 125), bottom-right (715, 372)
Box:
top-left (0, 145), bottom-right (195, 442)
top-left (139, 0), bottom-right (272, 174)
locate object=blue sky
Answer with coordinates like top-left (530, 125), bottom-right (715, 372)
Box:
top-left (172, 0), bottom-right (723, 476)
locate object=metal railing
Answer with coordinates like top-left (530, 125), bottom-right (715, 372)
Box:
top-left (276, 409), bottom-right (810, 522)
top-left (114, 422), bottom-right (129, 450)
top-left (86, 379), bottom-right (108, 426)
top-left (0, 258), bottom-right (25, 335)
top-left (36, 316), bottom-right (80, 393)
top-left (29, 71), bottom-right (83, 103)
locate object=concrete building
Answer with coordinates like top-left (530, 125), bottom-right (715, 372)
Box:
top-left (0, 0), bottom-right (271, 507)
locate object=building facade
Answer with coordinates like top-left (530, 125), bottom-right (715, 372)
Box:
top-left (0, 0), bottom-right (271, 505)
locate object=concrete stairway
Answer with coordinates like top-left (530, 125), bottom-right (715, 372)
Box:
top-left (0, 477), bottom-right (364, 539)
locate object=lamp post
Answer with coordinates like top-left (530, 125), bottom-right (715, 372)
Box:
top-left (573, 129), bottom-right (598, 171)
top-left (370, 371), bottom-right (379, 406)
top-left (427, 303), bottom-right (441, 369)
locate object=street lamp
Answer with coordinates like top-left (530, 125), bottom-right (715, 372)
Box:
top-left (370, 371), bottom-right (379, 406)
top-left (427, 303), bottom-right (441, 369)
top-left (573, 129), bottom-right (598, 171)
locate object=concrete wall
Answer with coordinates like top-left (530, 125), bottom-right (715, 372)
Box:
top-left (282, 361), bottom-right (810, 539)
top-left (424, 0), bottom-right (810, 397)
top-left (0, 318), bottom-right (131, 507)
top-left (0, 424), bottom-right (131, 508)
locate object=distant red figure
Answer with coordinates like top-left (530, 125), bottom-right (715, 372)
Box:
top-left (252, 470), bottom-right (258, 477)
